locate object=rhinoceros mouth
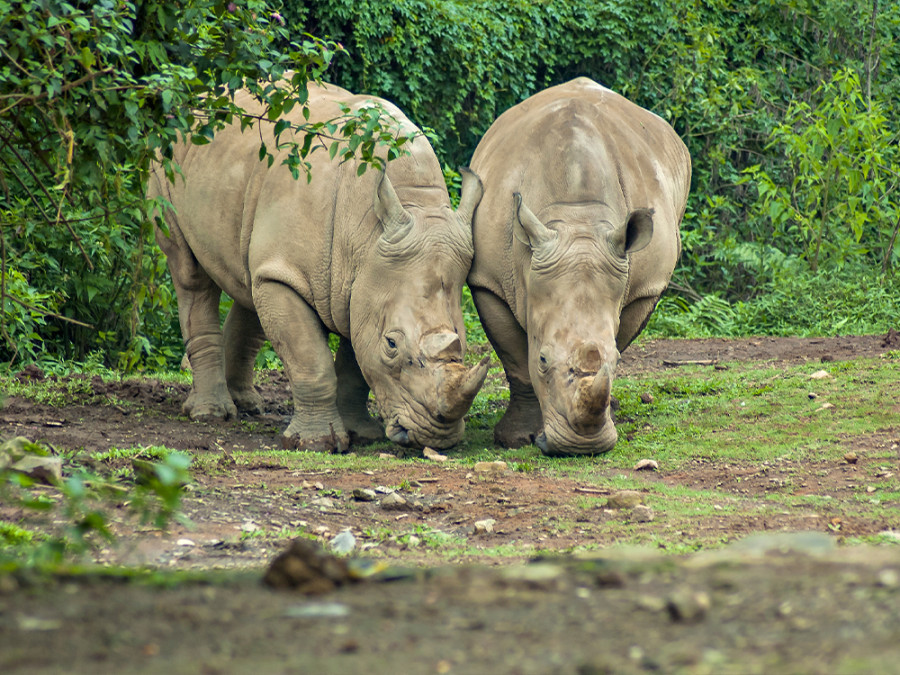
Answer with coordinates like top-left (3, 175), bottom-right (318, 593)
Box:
top-left (538, 409), bottom-right (618, 456)
top-left (385, 413), bottom-right (464, 450)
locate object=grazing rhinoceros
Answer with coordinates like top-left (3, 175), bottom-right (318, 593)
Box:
top-left (149, 81), bottom-right (489, 451)
top-left (467, 77), bottom-right (691, 455)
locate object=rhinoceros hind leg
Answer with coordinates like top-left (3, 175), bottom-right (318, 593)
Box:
top-left (494, 380), bottom-right (542, 448)
top-left (224, 302), bottom-right (266, 414)
top-left (254, 278), bottom-right (349, 453)
top-left (161, 224), bottom-right (237, 424)
top-left (470, 288), bottom-right (542, 448)
top-left (334, 336), bottom-right (384, 445)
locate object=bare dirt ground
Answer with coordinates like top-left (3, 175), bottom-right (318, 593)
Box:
top-left (2, 334), bottom-right (900, 674)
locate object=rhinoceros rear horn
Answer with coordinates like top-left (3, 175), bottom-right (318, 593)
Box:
top-left (456, 167), bottom-right (483, 225)
top-left (513, 193), bottom-right (557, 252)
top-left (375, 172), bottom-right (413, 244)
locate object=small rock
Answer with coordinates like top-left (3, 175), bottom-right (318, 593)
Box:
top-left (867, 485), bottom-right (877, 493)
top-left (380, 492), bottom-right (407, 510)
top-left (815, 402), bottom-right (835, 412)
top-left (666, 587), bottom-right (711, 623)
top-left (636, 594), bottom-right (667, 612)
top-left (241, 521), bottom-right (259, 533)
top-left (406, 535), bottom-right (421, 548)
top-left (474, 518), bottom-right (496, 534)
top-left (423, 447), bottom-right (448, 462)
top-left (606, 490), bottom-right (643, 509)
top-left (843, 452), bottom-right (858, 464)
top-left (282, 602), bottom-right (349, 619)
top-left (633, 459), bottom-right (659, 471)
top-left (264, 539), bottom-right (349, 593)
top-left (310, 497), bottom-right (336, 509)
top-left (639, 392), bottom-right (654, 404)
top-left (878, 530), bottom-right (900, 542)
top-left (176, 538), bottom-right (196, 547)
top-left (352, 488), bottom-right (377, 502)
top-left (633, 505), bottom-right (655, 522)
top-left (877, 569), bottom-right (899, 588)
top-left (378, 453), bottom-right (396, 459)
top-left (474, 460), bottom-right (508, 473)
top-left (329, 530), bottom-right (356, 555)
top-left (807, 392), bottom-right (818, 399)
top-left (809, 369), bottom-right (833, 380)
top-left (10, 455), bottom-right (63, 485)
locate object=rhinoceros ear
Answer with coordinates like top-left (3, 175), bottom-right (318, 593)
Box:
top-left (375, 172), bottom-right (414, 244)
top-left (456, 167), bottom-right (483, 225)
top-left (513, 193), bottom-right (557, 252)
top-left (610, 207), bottom-right (654, 256)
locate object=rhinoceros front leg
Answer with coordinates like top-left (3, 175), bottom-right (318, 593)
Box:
top-left (253, 280), bottom-right (349, 452)
top-left (223, 302), bottom-right (265, 414)
top-left (159, 227), bottom-right (236, 423)
top-left (471, 288), bottom-right (542, 448)
top-left (334, 336), bottom-right (384, 445)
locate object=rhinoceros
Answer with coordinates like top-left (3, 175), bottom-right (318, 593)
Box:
top-left (467, 77), bottom-right (691, 455)
top-left (149, 81), bottom-right (489, 451)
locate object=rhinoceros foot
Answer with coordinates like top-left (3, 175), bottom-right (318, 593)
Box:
top-left (183, 391), bottom-right (238, 423)
top-left (281, 417), bottom-right (351, 454)
top-left (493, 399), bottom-right (542, 449)
top-left (229, 386), bottom-right (264, 415)
top-left (345, 418), bottom-right (385, 446)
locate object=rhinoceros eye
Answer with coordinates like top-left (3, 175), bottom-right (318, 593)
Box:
top-left (386, 337), bottom-right (397, 350)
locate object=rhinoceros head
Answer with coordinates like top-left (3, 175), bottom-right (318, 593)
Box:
top-left (351, 169), bottom-right (489, 449)
top-left (514, 193), bottom-right (654, 455)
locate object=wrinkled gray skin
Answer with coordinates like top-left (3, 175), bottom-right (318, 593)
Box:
top-left (468, 78), bottom-right (691, 456)
top-left (149, 82), bottom-right (488, 452)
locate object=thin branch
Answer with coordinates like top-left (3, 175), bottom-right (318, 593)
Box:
top-left (0, 130), bottom-right (93, 270)
top-left (3, 294), bottom-right (94, 328)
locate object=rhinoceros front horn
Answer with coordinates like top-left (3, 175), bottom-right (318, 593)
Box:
top-left (375, 172), bottom-right (413, 244)
top-left (438, 356), bottom-right (490, 420)
top-left (572, 362), bottom-right (612, 427)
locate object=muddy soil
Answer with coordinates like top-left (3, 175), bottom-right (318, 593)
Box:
top-left (2, 334), bottom-right (900, 674)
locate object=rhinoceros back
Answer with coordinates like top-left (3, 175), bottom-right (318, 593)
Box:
top-left (468, 77), bottom-right (691, 334)
top-left (149, 81), bottom-right (445, 336)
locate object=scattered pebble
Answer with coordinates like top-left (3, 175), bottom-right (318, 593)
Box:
top-left (815, 402), bottom-right (835, 412)
top-left (176, 538), bottom-right (196, 547)
top-left (241, 521), bottom-right (259, 533)
top-left (474, 460), bottom-right (508, 473)
top-left (808, 392), bottom-right (818, 399)
top-left (606, 490), bottom-right (643, 509)
top-left (666, 587), bottom-right (711, 623)
top-left (380, 492), bottom-right (408, 510)
top-left (352, 488), bottom-right (377, 502)
top-left (866, 485), bottom-right (877, 493)
top-left (378, 453), bottom-right (396, 459)
top-left (329, 531), bottom-right (356, 556)
top-left (877, 569), bottom-right (899, 588)
top-left (282, 602), bottom-right (349, 619)
top-left (843, 452), bottom-right (858, 465)
top-left (423, 447), bottom-right (448, 462)
top-left (633, 505), bottom-right (655, 522)
top-left (633, 459), bottom-right (659, 471)
top-left (474, 518), bottom-right (496, 534)
top-left (264, 539), bottom-right (349, 593)
top-left (310, 497), bottom-right (336, 509)
top-left (809, 370), bottom-right (833, 380)
top-left (639, 392), bottom-right (654, 404)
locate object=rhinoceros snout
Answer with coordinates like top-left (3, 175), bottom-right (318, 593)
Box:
top-left (386, 424), bottom-right (411, 446)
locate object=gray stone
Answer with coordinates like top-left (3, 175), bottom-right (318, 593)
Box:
top-left (329, 530), bottom-right (356, 555)
top-left (352, 488), bottom-right (377, 502)
top-left (633, 459), bottom-right (659, 471)
top-left (474, 460), bottom-right (508, 473)
top-left (11, 454), bottom-right (63, 485)
top-left (310, 497), bottom-right (336, 509)
top-left (474, 518), bottom-right (496, 534)
top-left (667, 587), bottom-right (711, 623)
top-left (633, 505), bottom-right (655, 522)
top-left (380, 492), bottom-right (407, 510)
top-left (606, 490), bottom-right (643, 509)
top-left (282, 602), bottom-right (349, 619)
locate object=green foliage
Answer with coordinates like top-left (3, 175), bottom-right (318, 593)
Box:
top-left (1, 440), bottom-right (192, 567)
top-left (0, 0), bottom-right (410, 369)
